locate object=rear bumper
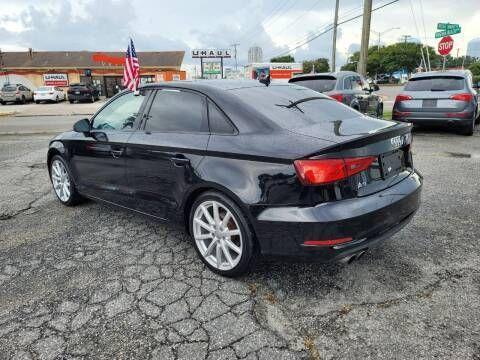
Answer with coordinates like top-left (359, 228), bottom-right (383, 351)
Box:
top-left (253, 171), bottom-right (422, 261)
top-left (68, 93), bottom-right (93, 101)
top-left (34, 95), bottom-right (56, 101)
top-left (393, 109), bottom-right (474, 127)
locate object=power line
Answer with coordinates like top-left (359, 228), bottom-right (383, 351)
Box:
top-left (267, 0), bottom-right (401, 59)
top-left (263, 1), bottom-right (365, 58)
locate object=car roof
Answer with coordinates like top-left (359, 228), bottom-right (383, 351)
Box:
top-left (140, 79), bottom-right (272, 92)
top-left (289, 71), bottom-right (361, 82)
top-left (410, 70), bottom-right (471, 79)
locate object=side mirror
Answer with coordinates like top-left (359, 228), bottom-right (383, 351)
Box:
top-left (73, 118), bottom-right (91, 133)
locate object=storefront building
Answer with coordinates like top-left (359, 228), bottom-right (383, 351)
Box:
top-left (0, 50), bottom-right (186, 97)
top-left (245, 62), bottom-right (303, 81)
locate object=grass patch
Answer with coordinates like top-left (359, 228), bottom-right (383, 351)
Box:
top-left (383, 110), bottom-right (392, 120)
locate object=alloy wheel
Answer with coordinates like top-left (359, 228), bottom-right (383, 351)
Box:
top-left (193, 200), bottom-right (243, 271)
top-left (51, 159), bottom-right (71, 202)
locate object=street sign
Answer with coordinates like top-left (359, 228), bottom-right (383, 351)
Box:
top-left (435, 23), bottom-right (461, 38)
top-left (438, 36), bottom-right (454, 56)
top-left (203, 62), bottom-right (221, 75)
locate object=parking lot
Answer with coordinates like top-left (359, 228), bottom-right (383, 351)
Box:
top-left (0, 111), bottom-right (479, 359)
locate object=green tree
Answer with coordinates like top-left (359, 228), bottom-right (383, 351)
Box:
top-left (302, 58), bottom-right (330, 73)
top-left (468, 61), bottom-right (480, 76)
top-left (270, 55), bottom-right (295, 63)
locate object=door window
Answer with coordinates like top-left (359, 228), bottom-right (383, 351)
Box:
top-left (145, 89), bottom-right (207, 133)
top-left (92, 92), bottom-right (145, 131)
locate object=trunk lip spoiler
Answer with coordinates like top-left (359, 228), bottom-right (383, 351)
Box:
top-left (302, 122), bottom-right (412, 159)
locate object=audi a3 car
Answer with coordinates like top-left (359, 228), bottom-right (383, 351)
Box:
top-left (47, 80), bottom-right (422, 276)
top-left (289, 71), bottom-right (383, 118)
top-left (392, 70), bottom-right (479, 135)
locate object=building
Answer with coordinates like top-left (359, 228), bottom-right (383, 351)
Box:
top-left (467, 38), bottom-right (480, 58)
top-left (0, 49), bottom-right (186, 97)
top-left (248, 46), bottom-right (263, 63)
top-left (245, 62), bottom-right (302, 82)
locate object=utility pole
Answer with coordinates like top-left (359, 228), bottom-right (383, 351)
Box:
top-left (400, 34), bottom-right (412, 44)
top-left (331, 0), bottom-right (340, 72)
top-left (231, 43), bottom-right (240, 71)
top-left (357, 0), bottom-right (372, 76)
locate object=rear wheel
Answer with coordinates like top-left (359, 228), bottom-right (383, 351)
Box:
top-left (55, 96), bottom-right (59, 103)
top-left (460, 117), bottom-right (475, 136)
top-left (90, 95), bottom-right (95, 103)
top-left (49, 155), bottom-right (83, 206)
top-left (376, 104), bottom-right (384, 119)
top-left (189, 191), bottom-right (255, 277)
top-left (21, 96), bottom-right (26, 104)
top-left (35, 100), bottom-right (40, 104)
top-left (69, 100), bottom-right (74, 104)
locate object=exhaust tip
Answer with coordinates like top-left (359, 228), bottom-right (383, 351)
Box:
top-left (339, 250), bottom-right (367, 265)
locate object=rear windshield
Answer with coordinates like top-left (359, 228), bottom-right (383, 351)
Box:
top-left (2, 85), bottom-right (16, 91)
top-left (405, 76), bottom-right (465, 91)
top-left (70, 83), bottom-right (85, 87)
top-left (290, 77), bottom-right (337, 92)
top-left (37, 86), bottom-right (52, 91)
top-left (230, 84), bottom-right (361, 129)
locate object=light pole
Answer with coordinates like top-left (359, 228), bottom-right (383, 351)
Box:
top-left (371, 27), bottom-right (400, 52)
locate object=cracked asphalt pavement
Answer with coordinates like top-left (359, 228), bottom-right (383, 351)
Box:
top-left (0, 117), bottom-right (479, 359)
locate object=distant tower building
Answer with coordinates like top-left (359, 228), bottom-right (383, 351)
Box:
top-left (248, 46), bottom-right (263, 63)
top-left (467, 38), bottom-right (480, 58)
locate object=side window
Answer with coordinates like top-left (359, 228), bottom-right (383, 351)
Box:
top-left (352, 76), bottom-right (364, 91)
top-left (343, 77), bottom-right (353, 90)
top-left (92, 92), bottom-right (145, 131)
top-left (145, 89), bottom-right (207, 133)
top-left (208, 100), bottom-right (235, 134)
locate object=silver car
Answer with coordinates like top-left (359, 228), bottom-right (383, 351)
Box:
top-left (392, 70), bottom-right (479, 135)
top-left (0, 84), bottom-right (34, 105)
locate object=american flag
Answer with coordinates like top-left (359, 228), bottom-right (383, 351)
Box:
top-left (123, 38), bottom-right (140, 91)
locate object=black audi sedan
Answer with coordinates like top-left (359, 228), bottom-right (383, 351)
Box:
top-left (47, 80), bottom-right (422, 276)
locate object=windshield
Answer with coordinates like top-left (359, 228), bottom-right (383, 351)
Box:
top-left (405, 76), bottom-right (465, 91)
top-left (37, 86), bottom-right (52, 91)
top-left (2, 85), bottom-right (16, 91)
top-left (290, 78), bottom-right (337, 93)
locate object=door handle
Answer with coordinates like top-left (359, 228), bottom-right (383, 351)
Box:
top-left (111, 149), bottom-right (124, 159)
top-left (170, 155), bottom-right (190, 166)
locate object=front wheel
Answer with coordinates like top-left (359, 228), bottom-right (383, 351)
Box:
top-left (49, 155), bottom-right (83, 206)
top-left (90, 95), bottom-right (95, 103)
top-left (189, 192), bottom-right (255, 277)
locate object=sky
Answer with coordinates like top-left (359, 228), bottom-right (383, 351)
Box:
top-left (0, 0), bottom-right (479, 70)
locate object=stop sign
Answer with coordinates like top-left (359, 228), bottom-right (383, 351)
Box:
top-left (438, 36), bottom-right (454, 56)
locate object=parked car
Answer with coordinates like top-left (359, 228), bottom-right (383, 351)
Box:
top-left (34, 86), bottom-right (66, 103)
top-left (67, 83), bottom-right (99, 103)
top-left (376, 74), bottom-right (400, 84)
top-left (47, 80), bottom-right (422, 276)
top-left (0, 84), bottom-right (33, 104)
top-left (392, 70), bottom-right (479, 135)
top-left (289, 71), bottom-right (384, 118)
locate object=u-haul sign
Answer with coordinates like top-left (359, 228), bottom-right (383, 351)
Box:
top-left (43, 73), bottom-right (69, 86)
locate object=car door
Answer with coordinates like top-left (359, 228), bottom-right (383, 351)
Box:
top-left (125, 88), bottom-right (209, 220)
top-left (69, 91), bottom-right (149, 207)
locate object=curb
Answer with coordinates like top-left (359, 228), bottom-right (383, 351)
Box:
top-left (0, 112), bottom-right (17, 117)
top-left (13, 113), bottom-right (94, 117)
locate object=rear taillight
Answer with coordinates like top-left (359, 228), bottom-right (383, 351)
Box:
top-left (329, 93), bottom-right (343, 103)
top-left (15, 91), bottom-right (20, 95)
top-left (294, 156), bottom-right (376, 185)
top-left (49, 92), bottom-right (54, 95)
top-left (395, 94), bottom-right (412, 102)
top-left (449, 93), bottom-right (473, 102)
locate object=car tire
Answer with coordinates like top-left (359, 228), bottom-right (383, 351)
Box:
top-left (189, 191), bottom-right (255, 277)
top-left (475, 111), bottom-right (479, 125)
top-left (1, 101), bottom-right (4, 105)
top-left (21, 96), bottom-right (26, 104)
top-left (460, 116), bottom-right (475, 136)
top-left (35, 100), bottom-right (40, 104)
top-left (55, 96), bottom-right (59, 103)
top-left (49, 155), bottom-right (83, 206)
top-left (69, 100), bottom-right (74, 104)
top-left (90, 95), bottom-right (95, 103)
